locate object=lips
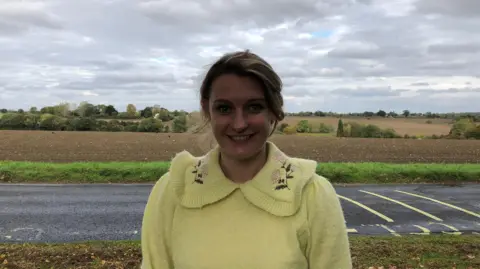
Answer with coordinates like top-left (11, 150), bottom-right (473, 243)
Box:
top-left (227, 133), bottom-right (255, 142)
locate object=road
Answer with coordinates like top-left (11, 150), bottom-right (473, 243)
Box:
top-left (1, 183), bottom-right (479, 243)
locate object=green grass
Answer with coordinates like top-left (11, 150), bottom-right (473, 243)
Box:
top-left (1, 161), bottom-right (480, 184)
top-left (0, 235), bottom-right (478, 268)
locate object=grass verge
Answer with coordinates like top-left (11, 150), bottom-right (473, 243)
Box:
top-left (1, 161), bottom-right (480, 184)
top-left (0, 235), bottom-right (478, 269)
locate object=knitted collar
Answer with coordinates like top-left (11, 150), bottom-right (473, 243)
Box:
top-left (168, 141), bottom-right (317, 217)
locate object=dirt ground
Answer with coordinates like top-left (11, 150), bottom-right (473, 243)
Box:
top-left (1, 130), bottom-right (479, 163)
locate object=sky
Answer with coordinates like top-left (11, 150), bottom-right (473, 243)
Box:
top-left (0, 0), bottom-right (479, 113)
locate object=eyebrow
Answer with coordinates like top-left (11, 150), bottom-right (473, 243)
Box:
top-left (213, 98), bottom-right (266, 103)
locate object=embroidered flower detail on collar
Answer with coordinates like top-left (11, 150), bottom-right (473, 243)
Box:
top-left (271, 151), bottom-right (297, 190)
top-left (192, 158), bottom-right (209, 184)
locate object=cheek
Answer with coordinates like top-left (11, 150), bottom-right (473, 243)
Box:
top-left (249, 114), bottom-right (272, 129)
top-left (210, 115), bottom-right (229, 129)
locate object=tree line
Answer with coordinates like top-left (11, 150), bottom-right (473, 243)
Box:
top-left (0, 102), bottom-right (188, 133)
top-left (287, 110), bottom-right (480, 121)
top-left (276, 118), bottom-right (480, 140)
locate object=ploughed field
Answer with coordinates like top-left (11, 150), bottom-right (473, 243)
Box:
top-left (1, 130), bottom-right (479, 163)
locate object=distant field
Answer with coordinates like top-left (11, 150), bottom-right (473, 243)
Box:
top-left (281, 116), bottom-right (453, 136)
top-left (1, 130), bottom-right (479, 163)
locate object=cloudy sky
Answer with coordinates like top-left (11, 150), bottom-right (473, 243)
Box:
top-left (1, 0), bottom-right (479, 113)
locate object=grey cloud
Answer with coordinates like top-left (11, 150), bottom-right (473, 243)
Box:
top-left (327, 42), bottom-right (385, 59)
top-left (0, 1), bottom-right (63, 36)
top-left (411, 82), bottom-right (430, 86)
top-left (416, 87), bottom-right (480, 94)
top-left (428, 42), bottom-right (480, 55)
top-left (94, 72), bottom-right (176, 84)
top-left (415, 0), bottom-right (480, 17)
top-left (330, 86), bottom-right (403, 97)
top-left (418, 60), bottom-right (471, 70)
top-left (138, 0), bottom-right (354, 30)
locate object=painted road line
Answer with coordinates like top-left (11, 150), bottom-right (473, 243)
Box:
top-left (377, 224), bottom-right (401, 237)
top-left (429, 222), bottom-right (462, 235)
top-left (338, 194), bottom-right (394, 223)
top-left (394, 190), bottom-right (480, 218)
top-left (410, 225), bottom-right (430, 235)
top-left (359, 190), bottom-right (443, 222)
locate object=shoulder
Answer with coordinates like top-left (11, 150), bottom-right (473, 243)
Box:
top-left (302, 173), bottom-right (343, 220)
top-left (148, 150), bottom-right (205, 205)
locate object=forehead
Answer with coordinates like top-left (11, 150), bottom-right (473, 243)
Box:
top-left (210, 74), bottom-right (265, 102)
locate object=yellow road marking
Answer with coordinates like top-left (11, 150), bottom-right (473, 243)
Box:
top-left (394, 190), bottom-right (480, 218)
top-left (410, 225), bottom-right (430, 235)
top-left (429, 222), bottom-right (462, 235)
top-left (378, 224), bottom-right (401, 237)
top-left (338, 195), bottom-right (394, 223)
top-left (359, 190), bottom-right (443, 222)
top-left (347, 228), bottom-right (358, 233)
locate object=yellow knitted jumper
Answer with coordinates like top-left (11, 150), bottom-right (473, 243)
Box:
top-left (141, 142), bottom-right (352, 269)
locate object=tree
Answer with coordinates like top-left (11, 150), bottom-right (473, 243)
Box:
top-left (336, 119), bottom-right (344, 137)
top-left (172, 115), bottom-right (188, 133)
top-left (76, 101), bottom-right (96, 117)
top-left (105, 105), bottom-right (118, 116)
top-left (402, 110), bottom-right (410, 118)
top-left (126, 104), bottom-right (137, 117)
top-left (29, 107), bottom-right (38, 114)
top-left (387, 111), bottom-right (398, 117)
top-left (141, 107), bottom-right (153, 118)
top-left (376, 110), bottom-right (386, 117)
top-left (363, 111), bottom-right (374, 117)
top-left (55, 102), bottom-right (70, 117)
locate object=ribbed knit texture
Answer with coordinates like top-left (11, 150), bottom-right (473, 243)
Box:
top-left (141, 141), bottom-right (352, 269)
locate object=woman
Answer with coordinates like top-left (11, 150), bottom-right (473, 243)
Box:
top-left (141, 50), bottom-right (352, 269)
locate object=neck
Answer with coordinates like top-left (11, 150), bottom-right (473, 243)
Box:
top-left (219, 144), bottom-right (269, 184)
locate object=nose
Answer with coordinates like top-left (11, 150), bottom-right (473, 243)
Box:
top-left (232, 110), bottom-right (247, 131)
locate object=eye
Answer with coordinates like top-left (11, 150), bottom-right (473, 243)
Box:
top-left (215, 104), bottom-right (231, 114)
top-left (248, 104), bottom-right (265, 113)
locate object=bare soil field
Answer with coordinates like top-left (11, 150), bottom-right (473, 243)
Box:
top-left (1, 130), bottom-right (479, 163)
top-left (282, 116), bottom-right (452, 136)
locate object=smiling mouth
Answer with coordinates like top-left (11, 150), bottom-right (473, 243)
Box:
top-left (227, 134), bottom-right (255, 142)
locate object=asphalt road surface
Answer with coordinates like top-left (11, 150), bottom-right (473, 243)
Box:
top-left (1, 183), bottom-right (479, 243)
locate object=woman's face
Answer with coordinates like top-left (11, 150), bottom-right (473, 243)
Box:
top-left (203, 74), bottom-right (275, 161)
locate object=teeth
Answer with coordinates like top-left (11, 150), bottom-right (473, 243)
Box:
top-left (231, 135), bottom-right (250, 141)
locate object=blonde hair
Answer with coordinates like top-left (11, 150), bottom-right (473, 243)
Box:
top-left (195, 50), bottom-right (285, 153)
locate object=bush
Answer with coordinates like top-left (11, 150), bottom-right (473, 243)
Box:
top-left (283, 125), bottom-right (297, 135)
top-left (137, 118), bottom-right (163, 133)
top-left (465, 125), bottom-right (480, 139)
top-left (40, 114), bottom-right (68, 131)
top-left (172, 115), bottom-right (188, 133)
top-left (278, 123), bottom-right (289, 132)
top-left (67, 117), bottom-right (97, 131)
top-left (0, 113), bottom-right (26, 129)
top-left (319, 123), bottom-right (334, 133)
top-left (342, 122), bottom-right (400, 139)
top-left (296, 120), bottom-right (311, 133)
top-left (449, 118), bottom-right (476, 138)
